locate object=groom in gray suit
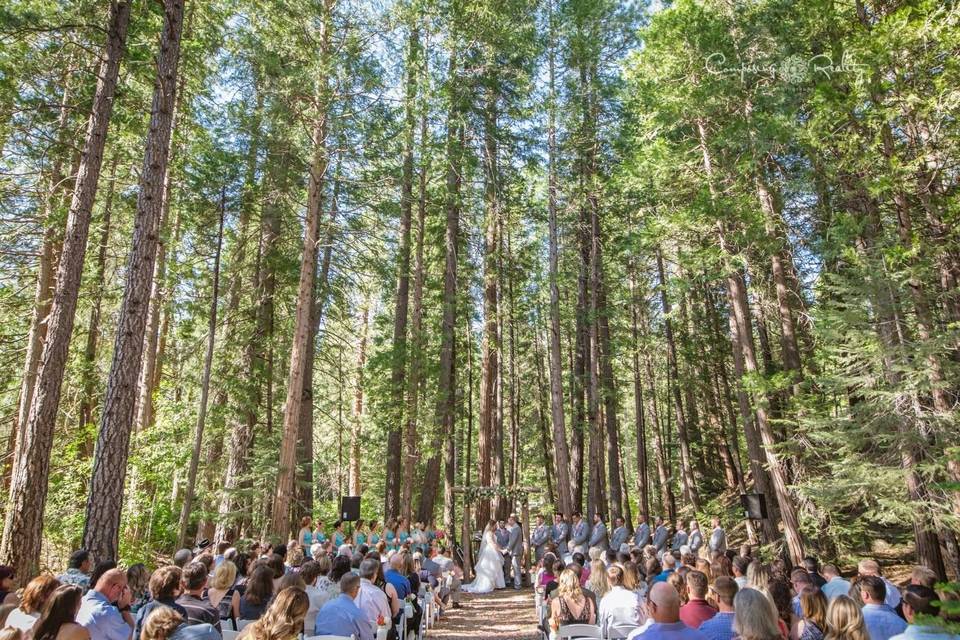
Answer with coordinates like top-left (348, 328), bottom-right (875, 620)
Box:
top-left (570, 511), bottom-right (590, 554)
top-left (506, 514), bottom-right (524, 590)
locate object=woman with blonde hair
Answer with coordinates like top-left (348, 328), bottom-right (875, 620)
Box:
top-left (823, 595), bottom-right (870, 640)
top-left (549, 569), bottom-right (596, 637)
top-left (585, 560), bottom-right (611, 599)
top-left (797, 587), bottom-right (828, 640)
top-left (27, 585), bottom-right (88, 640)
top-left (238, 587), bottom-right (309, 640)
top-left (142, 606), bottom-right (219, 640)
top-left (207, 560), bottom-right (241, 624)
top-left (6, 573), bottom-right (60, 631)
top-left (733, 588), bottom-right (783, 640)
top-left (747, 561), bottom-right (771, 591)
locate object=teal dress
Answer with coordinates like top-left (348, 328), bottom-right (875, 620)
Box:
top-left (315, 530), bottom-right (327, 544)
top-left (356, 532), bottom-right (367, 546)
top-left (385, 529), bottom-right (396, 550)
top-left (369, 532), bottom-right (380, 545)
top-left (334, 531), bottom-right (346, 547)
top-left (399, 530), bottom-right (410, 547)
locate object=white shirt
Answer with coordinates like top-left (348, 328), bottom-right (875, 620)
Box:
top-left (599, 586), bottom-right (643, 630)
top-left (305, 583), bottom-right (334, 635)
top-left (6, 608), bottom-right (39, 632)
top-left (355, 578), bottom-right (391, 626)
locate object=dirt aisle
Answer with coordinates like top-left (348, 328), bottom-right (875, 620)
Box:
top-left (429, 586), bottom-right (541, 640)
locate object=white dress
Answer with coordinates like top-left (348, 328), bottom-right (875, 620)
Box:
top-left (462, 530), bottom-right (506, 594)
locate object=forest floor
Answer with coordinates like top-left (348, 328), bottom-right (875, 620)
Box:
top-left (430, 586), bottom-right (540, 640)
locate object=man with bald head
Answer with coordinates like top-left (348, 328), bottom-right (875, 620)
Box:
top-left (385, 550), bottom-right (412, 599)
top-left (77, 567), bottom-right (135, 640)
top-left (627, 582), bottom-right (708, 639)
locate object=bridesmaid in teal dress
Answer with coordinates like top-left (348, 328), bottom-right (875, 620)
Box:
top-left (384, 518), bottom-right (397, 551)
top-left (397, 517), bottom-right (411, 548)
top-left (353, 519), bottom-right (368, 547)
top-left (314, 519), bottom-right (327, 545)
top-left (368, 520), bottom-right (381, 546)
top-left (332, 521), bottom-right (347, 548)
top-left (297, 516), bottom-right (314, 548)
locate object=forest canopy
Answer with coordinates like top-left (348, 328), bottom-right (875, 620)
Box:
top-left (0, 0), bottom-right (958, 582)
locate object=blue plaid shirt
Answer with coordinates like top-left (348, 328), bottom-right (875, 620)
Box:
top-left (863, 603), bottom-right (908, 640)
top-left (699, 611), bottom-right (736, 640)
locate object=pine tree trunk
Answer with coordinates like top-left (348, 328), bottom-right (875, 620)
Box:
top-left (0, 0), bottom-right (130, 575)
top-left (656, 249), bottom-right (700, 509)
top-left (214, 134), bottom-right (284, 543)
top-left (402, 74), bottom-right (427, 522)
top-left (270, 4), bottom-right (334, 532)
top-left (534, 329), bottom-right (557, 509)
top-left (477, 84), bottom-right (499, 525)
top-left (349, 304), bottom-right (369, 497)
top-left (82, 0), bottom-right (184, 563)
top-left (77, 159), bottom-right (116, 450)
top-left (629, 264), bottom-right (650, 521)
top-left (177, 194), bottom-right (224, 547)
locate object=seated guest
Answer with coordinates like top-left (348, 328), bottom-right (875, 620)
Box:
top-left (889, 585), bottom-right (952, 640)
top-left (141, 606), bottom-right (219, 640)
top-left (76, 568), bottom-right (135, 640)
top-left (824, 595), bottom-right (870, 640)
top-left (299, 560), bottom-right (327, 634)
top-left (384, 553), bottom-right (411, 600)
top-left (172, 550), bottom-right (193, 569)
top-left (627, 582), bottom-right (706, 639)
top-left (698, 577), bottom-right (737, 640)
top-left (858, 560), bottom-right (901, 610)
top-left (747, 562), bottom-right (770, 591)
top-left (654, 554), bottom-right (677, 583)
top-left (329, 555), bottom-right (353, 585)
top-left (267, 554), bottom-right (285, 590)
top-left (804, 558), bottom-right (827, 589)
top-left (599, 565), bottom-right (643, 633)
top-left (238, 565), bottom-right (274, 621)
top-left (355, 559), bottom-right (391, 633)
top-left (313, 574), bottom-right (373, 640)
top-left (29, 584), bottom-right (90, 640)
top-left (58, 551), bottom-right (93, 592)
top-left (175, 563), bottom-right (220, 634)
top-left (679, 571), bottom-right (716, 629)
top-left (791, 569), bottom-right (815, 616)
top-left (586, 560), bottom-right (612, 600)
top-left (126, 565), bottom-right (150, 614)
top-left (238, 587), bottom-right (309, 640)
top-left (908, 567), bottom-right (938, 590)
top-left (797, 587), bottom-right (828, 640)
top-left (205, 560), bottom-right (240, 624)
top-left (89, 560), bottom-right (118, 591)
top-left (731, 588), bottom-right (781, 640)
top-left (135, 566), bottom-right (187, 640)
top-left (732, 557), bottom-right (749, 590)
top-left (766, 578), bottom-right (796, 638)
top-left (6, 574), bottom-right (60, 631)
top-left (860, 576), bottom-right (907, 640)
top-left (311, 556), bottom-right (340, 604)
top-left (549, 569), bottom-right (597, 632)
top-left (821, 565), bottom-right (851, 601)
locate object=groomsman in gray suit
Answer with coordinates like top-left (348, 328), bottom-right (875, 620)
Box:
top-left (589, 513), bottom-right (608, 552)
top-left (506, 514), bottom-right (524, 589)
top-left (530, 514), bottom-right (550, 562)
top-left (708, 516), bottom-right (727, 554)
top-left (552, 513), bottom-right (569, 556)
top-left (671, 519), bottom-right (688, 553)
top-left (609, 517), bottom-right (628, 551)
top-left (688, 520), bottom-right (704, 555)
top-left (570, 512), bottom-right (590, 554)
top-left (652, 516), bottom-right (669, 555)
top-left (634, 515), bottom-right (651, 548)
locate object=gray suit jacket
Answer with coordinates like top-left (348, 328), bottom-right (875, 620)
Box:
top-left (689, 529), bottom-right (703, 552)
top-left (571, 520), bottom-right (590, 552)
top-left (507, 524), bottom-right (523, 555)
top-left (652, 525), bottom-right (668, 551)
top-left (589, 522), bottom-right (608, 550)
top-left (609, 525), bottom-right (628, 550)
top-left (709, 526), bottom-right (727, 553)
top-left (672, 530), bottom-right (688, 551)
top-left (531, 525), bottom-right (550, 559)
top-left (634, 522), bottom-right (651, 548)
top-left (552, 522), bottom-right (569, 554)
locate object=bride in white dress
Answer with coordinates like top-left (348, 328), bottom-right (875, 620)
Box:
top-left (462, 519), bottom-right (506, 593)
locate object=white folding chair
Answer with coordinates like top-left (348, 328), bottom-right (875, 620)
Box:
top-left (221, 618), bottom-right (236, 631)
top-left (558, 623), bottom-right (604, 640)
top-left (603, 623), bottom-right (634, 640)
top-left (236, 619), bottom-right (255, 631)
top-left (222, 631), bottom-right (240, 640)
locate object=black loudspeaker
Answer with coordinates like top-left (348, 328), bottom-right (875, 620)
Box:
top-left (340, 496), bottom-right (361, 522)
top-left (740, 493), bottom-right (768, 520)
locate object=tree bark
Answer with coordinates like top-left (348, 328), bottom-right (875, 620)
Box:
top-left (82, 0), bottom-right (184, 563)
top-left (349, 303), bottom-right (369, 497)
top-left (0, 0), bottom-right (130, 575)
top-left (656, 248), bottom-right (700, 510)
top-left (629, 263), bottom-right (650, 521)
top-left (177, 193), bottom-right (224, 547)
